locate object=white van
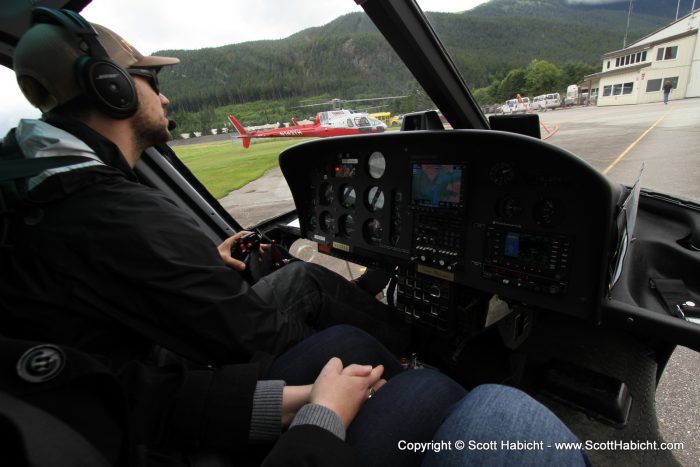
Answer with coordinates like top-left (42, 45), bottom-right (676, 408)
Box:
top-left (500, 97), bottom-right (530, 114)
top-left (532, 93), bottom-right (561, 111)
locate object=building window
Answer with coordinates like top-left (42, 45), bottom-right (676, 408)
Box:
top-left (622, 82), bottom-right (634, 95)
top-left (603, 85), bottom-right (612, 97)
top-left (615, 57), bottom-right (620, 67)
top-left (613, 84), bottom-right (623, 95)
top-left (646, 79), bottom-right (662, 92)
top-left (663, 76), bottom-right (679, 89)
top-left (636, 52), bottom-right (641, 62)
top-left (625, 55), bottom-right (630, 65)
top-left (642, 51), bottom-right (647, 61)
top-left (607, 61), bottom-right (610, 69)
top-left (657, 46), bottom-right (678, 61)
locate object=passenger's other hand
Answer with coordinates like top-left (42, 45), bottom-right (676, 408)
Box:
top-left (310, 357), bottom-right (384, 428)
top-left (217, 230), bottom-right (252, 270)
top-left (282, 385), bottom-right (312, 428)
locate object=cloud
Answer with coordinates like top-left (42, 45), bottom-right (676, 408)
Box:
top-left (0, 0), bottom-right (488, 134)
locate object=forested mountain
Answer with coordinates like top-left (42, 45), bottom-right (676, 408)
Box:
top-left (157, 0), bottom-right (690, 133)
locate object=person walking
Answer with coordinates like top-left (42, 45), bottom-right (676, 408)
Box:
top-left (663, 80), bottom-right (673, 104)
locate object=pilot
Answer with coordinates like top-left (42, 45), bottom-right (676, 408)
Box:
top-left (0, 8), bottom-right (590, 466)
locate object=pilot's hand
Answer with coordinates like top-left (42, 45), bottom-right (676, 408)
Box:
top-left (309, 357), bottom-right (385, 428)
top-left (217, 230), bottom-right (252, 270)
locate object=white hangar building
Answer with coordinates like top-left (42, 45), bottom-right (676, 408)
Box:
top-left (582, 9), bottom-right (700, 106)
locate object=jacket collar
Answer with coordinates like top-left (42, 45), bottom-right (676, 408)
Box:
top-left (42, 114), bottom-right (139, 183)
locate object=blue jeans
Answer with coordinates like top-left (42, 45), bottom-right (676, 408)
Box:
top-left (422, 385), bottom-right (590, 467)
top-left (664, 91), bottom-right (670, 104)
top-left (269, 327), bottom-right (588, 467)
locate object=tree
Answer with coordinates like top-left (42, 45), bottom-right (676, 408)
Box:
top-left (497, 69), bottom-right (527, 101)
top-left (560, 61), bottom-right (599, 87)
top-left (525, 60), bottom-right (562, 97)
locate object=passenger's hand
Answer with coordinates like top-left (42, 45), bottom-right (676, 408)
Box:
top-left (217, 230), bottom-right (252, 270)
top-left (282, 385), bottom-right (312, 428)
top-left (310, 357), bottom-right (384, 428)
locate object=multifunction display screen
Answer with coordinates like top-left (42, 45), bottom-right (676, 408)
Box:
top-left (410, 163), bottom-right (464, 208)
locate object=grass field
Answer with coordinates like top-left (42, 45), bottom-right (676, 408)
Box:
top-left (170, 137), bottom-right (312, 199)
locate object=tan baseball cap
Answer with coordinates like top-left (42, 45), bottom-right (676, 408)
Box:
top-left (14, 22), bottom-right (179, 112)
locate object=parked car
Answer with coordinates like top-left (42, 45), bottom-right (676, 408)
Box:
top-left (531, 93), bottom-right (561, 111)
top-left (500, 97), bottom-right (530, 114)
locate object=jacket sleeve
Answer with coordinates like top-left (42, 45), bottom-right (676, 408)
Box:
top-left (261, 425), bottom-right (363, 467)
top-left (74, 181), bottom-right (290, 365)
top-left (118, 359), bottom-right (260, 451)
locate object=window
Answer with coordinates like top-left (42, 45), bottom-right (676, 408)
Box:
top-left (346, 118), bottom-right (354, 127)
top-left (664, 46), bottom-right (678, 60)
top-left (603, 85), bottom-right (612, 96)
top-left (616, 57), bottom-right (620, 67)
top-left (612, 84), bottom-right (622, 95)
top-left (622, 82), bottom-right (633, 95)
top-left (663, 76), bottom-right (679, 89)
top-left (636, 52), bottom-right (641, 62)
top-left (625, 55), bottom-right (630, 65)
top-left (607, 61), bottom-right (610, 69)
top-left (646, 79), bottom-right (662, 92)
top-left (657, 46), bottom-right (678, 61)
top-left (642, 51), bottom-right (647, 61)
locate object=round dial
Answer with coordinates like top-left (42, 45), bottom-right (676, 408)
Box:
top-left (533, 198), bottom-right (563, 227)
top-left (340, 185), bottom-right (356, 208)
top-left (498, 196), bottom-right (524, 220)
top-left (320, 182), bottom-right (334, 205)
top-left (363, 219), bottom-right (383, 244)
top-left (366, 186), bottom-right (385, 212)
top-left (368, 151), bottom-right (386, 179)
top-left (320, 211), bottom-right (334, 233)
top-left (339, 214), bottom-right (355, 236)
top-left (489, 162), bottom-right (516, 186)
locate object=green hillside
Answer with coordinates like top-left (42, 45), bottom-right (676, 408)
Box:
top-left (157, 0), bottom-right (678, 134)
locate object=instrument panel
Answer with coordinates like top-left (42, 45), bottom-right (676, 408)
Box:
top-left (280, 130), bottom-right (618, 324)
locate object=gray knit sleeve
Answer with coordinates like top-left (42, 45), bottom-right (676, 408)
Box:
top-left (249, 380), bottom-right (285, 442)
top-left (289, 403), bottom-right (346, 441)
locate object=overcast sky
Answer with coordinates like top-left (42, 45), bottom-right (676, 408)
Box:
top-left (0, 0), bottom-right (489, 134)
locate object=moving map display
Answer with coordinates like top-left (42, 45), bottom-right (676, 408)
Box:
top-left (410, 163), bottom-right (464, 208)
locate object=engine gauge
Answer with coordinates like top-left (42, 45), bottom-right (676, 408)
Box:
top-left (363, 219), bottom-right (383, 244)
top-left (498, 196), bottom-right (524, 220)
top-left (339, 214), bottom-right (355, 236)
top-left (533, 198), bottom-right (564, 227)
top-left (489, 162), bottom-right (516, 186)
top-left (368, 151), bottom-right (386, 179)
top-left (320, 182), bottom-right (334, 205)
top-left (340, 185), bottom-right (356, 208)
top-left (366, 186), bottom-right (385, 212)
top-left (320, 211), bottom-right (335, 233)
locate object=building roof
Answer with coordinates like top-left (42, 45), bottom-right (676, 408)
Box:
top-left (601, 29), bottom-right (698, 59)
top-left (582, 62), bottom-right (651, 82)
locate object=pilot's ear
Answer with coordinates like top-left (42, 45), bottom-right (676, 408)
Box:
top-left (17, 75), bottom-right (58, 112)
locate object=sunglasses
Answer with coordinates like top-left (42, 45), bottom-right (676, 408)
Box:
top-left (128, 68), bottom-right (160, 95)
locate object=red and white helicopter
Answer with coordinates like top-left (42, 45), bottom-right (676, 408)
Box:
top-left (228, 96), bottom-right (405, 148)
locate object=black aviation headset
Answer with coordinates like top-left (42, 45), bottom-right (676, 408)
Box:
top-left (30, 7), bottom-right (138, 118)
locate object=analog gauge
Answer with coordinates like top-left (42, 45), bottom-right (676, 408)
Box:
top-left (339, 214), bottom-right (355, 236)
top-left (320, 211), bottom-right (334, 233)
top-left (340, 185), bottom-right (356, 208)
top-left (489, 162), bottom-right (516, 186)
top-left (366, 186), bottom-right (385, 212)
top-left (498, 196), bottom-right (524, 220)
top-left (308, 214), bottom-right (318, 231)
top-left (368, 151), bottom-right (386, 179)
top-left (319, 182), bottom-right (334, 205)
top-left (363, 219), bottom-right (383, 244)
top-left (533, 198), bottom-right (564, 227)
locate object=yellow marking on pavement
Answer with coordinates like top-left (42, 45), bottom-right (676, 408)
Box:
top-left (603, 109), bottom-right (672, 175)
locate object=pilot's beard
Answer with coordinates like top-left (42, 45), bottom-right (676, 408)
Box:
top-left (131, 111), bottom-right (171, 150)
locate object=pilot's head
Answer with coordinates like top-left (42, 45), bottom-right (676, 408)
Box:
top-left (13, 8), bottom-right (179, 148)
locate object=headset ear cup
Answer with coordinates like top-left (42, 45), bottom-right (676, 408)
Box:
top-left (75, 55), bottom-right (138, 119)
